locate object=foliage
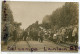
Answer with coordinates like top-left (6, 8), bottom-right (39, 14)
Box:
top-left (42, 2), bottom-right (78, 30)
top-left (1, 2), bottom-right (22, 42)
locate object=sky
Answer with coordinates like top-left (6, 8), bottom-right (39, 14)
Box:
top-left (7, 1), bottom-right (65, 29)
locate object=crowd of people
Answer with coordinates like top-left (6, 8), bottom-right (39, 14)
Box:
top-left (17, 25), bottom-right (78, 44)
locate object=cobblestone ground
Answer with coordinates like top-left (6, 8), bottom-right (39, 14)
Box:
top-left (2, 40), bottom-right (78, 52)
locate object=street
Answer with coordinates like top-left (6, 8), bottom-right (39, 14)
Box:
top-left (2, 40), bottom-right (78, 52)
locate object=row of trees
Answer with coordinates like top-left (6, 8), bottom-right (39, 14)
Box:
top-left (1, 2), bottom-right (22, 44)
top-left (42, 2), bottom-right (78, 30)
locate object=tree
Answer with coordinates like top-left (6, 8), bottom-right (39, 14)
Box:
top-left (42, 2), bottom-right (78, 30)
top-left (1, 2), bottom-right (22, 44)
top-left (2, 2), bottom-right (14, 43)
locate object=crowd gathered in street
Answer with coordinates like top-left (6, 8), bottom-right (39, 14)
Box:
top-left (14, 25), bottom-right (78, 45)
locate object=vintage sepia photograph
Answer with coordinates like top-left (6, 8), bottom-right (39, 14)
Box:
top-left (1, 1), bottom-right (78, 52)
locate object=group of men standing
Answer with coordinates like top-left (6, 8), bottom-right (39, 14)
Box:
top-left (12, 25), bottom-right (78, 44)
top-left (22, 28), bottom-right (44, 43)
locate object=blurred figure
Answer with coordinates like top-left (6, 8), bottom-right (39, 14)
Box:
top-left (22, 31), bottom-right (28, 41)
top-left (13, 29), bottom-right (17, 42)
top-left (72, 26), bottom-right (78, 44)
top-left (38, 29), bottom-right (44, 43)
